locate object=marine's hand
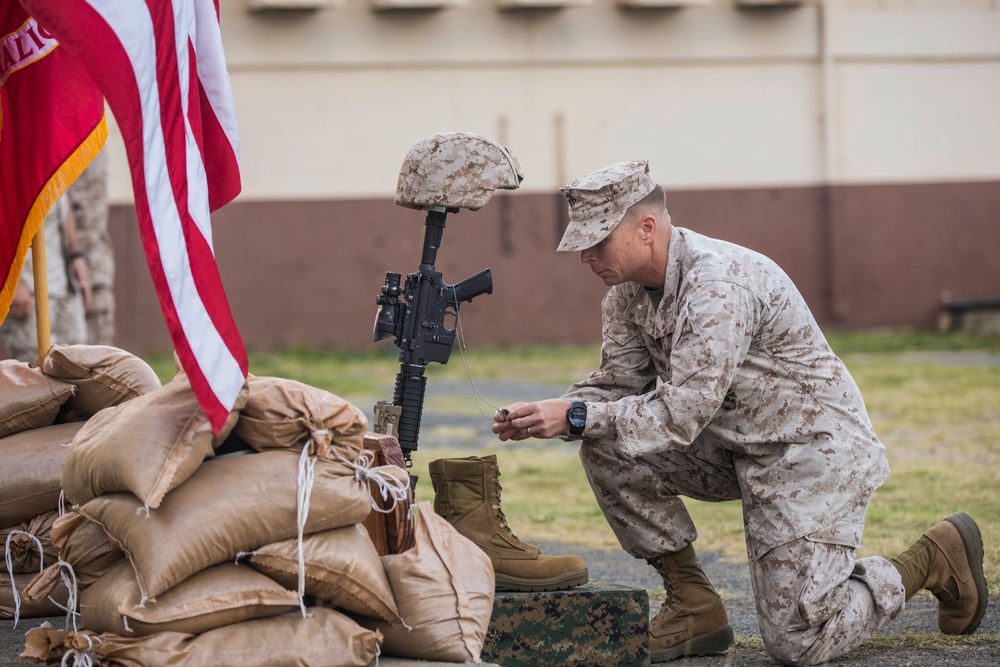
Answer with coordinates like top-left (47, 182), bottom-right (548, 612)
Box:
top-left (69, 255), bottom-right (93, 309)
top-left (493, 402), bottom-right (525, 441)
top-left (493, 399), bottom-right (572, 441)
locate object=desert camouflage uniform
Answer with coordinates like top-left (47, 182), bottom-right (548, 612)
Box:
top-left (0, 201), bottom-right (88, 362)
top-left (562, 227), bottom-right (905, 666)
top-left (67, 151), bottom-right (115, 345)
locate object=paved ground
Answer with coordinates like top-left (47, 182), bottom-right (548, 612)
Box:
top-left (2, 374), bottom-right (997, 665)
top-left (3, 557), bottom-right (997, 666)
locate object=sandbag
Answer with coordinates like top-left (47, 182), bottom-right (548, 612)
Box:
top-left (81, 561), bottom-right (298, 637)
top-left (23, 607), bottom-right (380, 667)
top-left (62, 372), bottom-right (247, 509)
top-left (52, 508), bottom-right (125, 587)
top-left (1, 571), bottom-right (69, 620)
top-left (249, 523), bottom-right (401, 624)
top-left (42, 344), bottom-right (162, 416)
top-left (363, 501), bottom-right (494, 663)
top-left (21, 509), bottom-right (127, 605)
top-left (233, 375), bottom-right (367, 462)
top-left (0, 422), bottom-right (85, 527)
top-left (0, 360), bottom-right (74, 437)
top-left (79, 449), bottom-right (373, 601)
top-left (1, 510), bottom-right (58, 574)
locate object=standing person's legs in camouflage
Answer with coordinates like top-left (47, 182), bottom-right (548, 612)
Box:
top-left (67, 150), bottom-right (115, 346)
top-left (0, 309), bottom-right (38, 362)
top-left (50, 293), bottom-right (89, 348)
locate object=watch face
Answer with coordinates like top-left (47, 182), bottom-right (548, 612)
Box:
top-left (569, 405), bottom-right (586, 427)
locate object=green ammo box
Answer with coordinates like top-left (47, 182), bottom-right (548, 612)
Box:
top-left (482, 581), bottom-right (650, 667)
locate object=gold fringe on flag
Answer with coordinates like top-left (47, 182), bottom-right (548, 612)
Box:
top-left (0, 112), bottom-right (107, 325)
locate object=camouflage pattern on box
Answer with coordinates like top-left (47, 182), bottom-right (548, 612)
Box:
top-left (482, 581), bottom-right (649, 667)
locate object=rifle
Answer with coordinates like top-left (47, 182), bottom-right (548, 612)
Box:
top-left (370, 132), bottom-right (522, 472)
top-left (372, 207), bottom-right (493, 464)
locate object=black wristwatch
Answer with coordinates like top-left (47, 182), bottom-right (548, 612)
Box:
top-left (566, 401), bottom-right (587, 436)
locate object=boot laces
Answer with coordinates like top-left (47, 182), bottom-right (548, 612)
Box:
top-left (649, 559), bottom-right (681, 616)
top-left (490, 471), bottom-right (529, 549)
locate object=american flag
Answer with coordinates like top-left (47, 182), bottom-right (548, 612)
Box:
top-left (21, 0), bottom-right (249, 433)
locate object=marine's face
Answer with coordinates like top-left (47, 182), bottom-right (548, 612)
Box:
top-left (579, 216), bottom-right (641, 286)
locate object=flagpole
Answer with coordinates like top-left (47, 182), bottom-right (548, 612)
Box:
top-left (31, 225), bottom-right (52, 367)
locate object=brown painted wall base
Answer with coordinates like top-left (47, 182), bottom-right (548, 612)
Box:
top-left (111, 180), bottom-right (1000, 356)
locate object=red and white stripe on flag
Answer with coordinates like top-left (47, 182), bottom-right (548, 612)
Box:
top-left (22, 0), bottom-right (248, 433)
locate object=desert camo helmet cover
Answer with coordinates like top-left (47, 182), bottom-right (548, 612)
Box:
top-left (395, 131), bottom-right (523, 211)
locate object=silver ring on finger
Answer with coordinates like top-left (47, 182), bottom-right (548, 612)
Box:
top-left (527, 426), bottom-right (532, 437)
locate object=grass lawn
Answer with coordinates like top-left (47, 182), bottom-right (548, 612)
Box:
top-left (146, 330), bottom-right (1000, 595)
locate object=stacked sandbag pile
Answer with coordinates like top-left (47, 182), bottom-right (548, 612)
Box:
top-left (13, 358), bottom-right (496, 666)
top-left (1, 346), bottom-right (162, 623)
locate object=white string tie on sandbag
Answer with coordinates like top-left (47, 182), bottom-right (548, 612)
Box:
top-left (58, 490), bottom-right (67, 517)
top-left (341, 450), bottom-right (410, 515)
top-left (234, 550), bottom-right (256, 564)
top-left (295, 441), bottom-right (318, 618)
top-left (5, 529), bottom-right (45, 628)
top-left (57, 561), bottom-right (82, 633)
top-left (60, 633), bottom-right (99, 667)
top-left (311, 428), bottom-right (332, 454)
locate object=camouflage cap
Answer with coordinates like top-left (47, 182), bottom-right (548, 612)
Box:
top-left (395, 131), bottom-right (523, 212)
top-left (557, 161), bottom-right (655, 252)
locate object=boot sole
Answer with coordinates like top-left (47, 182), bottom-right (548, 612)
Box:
top-left (495, 568), bottom-right (589, 592)
top-left (650, 624), bottom-right (735, 663)
top-left (943, 511), bottom-right (988, 634)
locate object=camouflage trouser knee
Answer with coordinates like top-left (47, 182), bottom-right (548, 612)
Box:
top-left (578, 436), bottom-right (741, 559)
top-left (750, 538), bottom-right (905, 666)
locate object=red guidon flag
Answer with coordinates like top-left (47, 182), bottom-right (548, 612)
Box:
top-left (0, 4), bottom-right (107, 323)
top-left (22, 0), bottom-right (248, 434)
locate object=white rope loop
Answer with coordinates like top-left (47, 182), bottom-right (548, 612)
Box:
top-left (57, 561), bottom-right (81, 633)
top-left (342, 450), bottom-right (410, 515)
top-left (5, 529), bottom-right (46, 627)
top-left (295, 439), bottom-right (318, 618)
top-left (60, 633), bottom-right (99, 667)
top-left (293, 430), bottom-right (411, 617)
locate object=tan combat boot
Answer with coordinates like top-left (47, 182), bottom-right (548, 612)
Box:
top-left (428, 454), bottom-right (589, 592)
top-left (889, 511), bottom-right (987, 634)
top-left (647, 544), bottom-right (734, 663)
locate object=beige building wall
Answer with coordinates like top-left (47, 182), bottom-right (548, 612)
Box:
top-left (102, 0), bottom-right (1000, 354)
top-left (101, 0), bottom-right (1000, 199)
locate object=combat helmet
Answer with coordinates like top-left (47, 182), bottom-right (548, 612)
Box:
top-left (395, 131), bottom-right (523, 211)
